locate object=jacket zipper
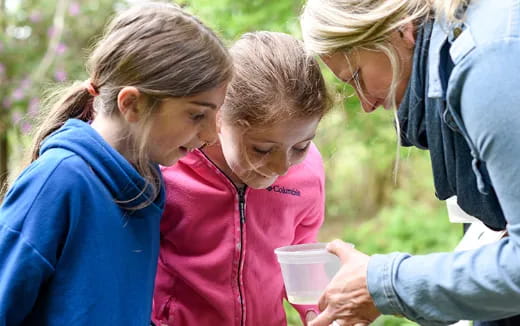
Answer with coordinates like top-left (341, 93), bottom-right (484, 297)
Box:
top-left (198, 149), bottom-right (247, 326)
top-left (237, 186), bottom-right (246, 326)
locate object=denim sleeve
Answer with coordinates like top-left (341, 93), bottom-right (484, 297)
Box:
top-left (367, 39), bottom-right (520, 324)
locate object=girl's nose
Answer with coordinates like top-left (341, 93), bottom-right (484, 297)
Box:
top-left (269, 154), bottom-right (290, 176)
top-left (198, 114), bottom-right (218, 145)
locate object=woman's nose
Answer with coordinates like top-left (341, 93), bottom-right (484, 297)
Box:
top-left (361, 100), bottom-right (377, 113)
top-left (359, 95), bottom-right (380, 113)
top-left (355, 89), bottom-right (379, 113)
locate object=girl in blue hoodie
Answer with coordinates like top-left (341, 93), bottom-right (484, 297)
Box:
top-left (0, 3), bottom-right (232, 325)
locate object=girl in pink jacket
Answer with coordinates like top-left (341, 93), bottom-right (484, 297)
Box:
top-left (152, 31), bottom-right (332, 326)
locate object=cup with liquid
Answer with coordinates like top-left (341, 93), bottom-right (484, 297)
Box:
top-left (274, 242), bottom-right (351, 305)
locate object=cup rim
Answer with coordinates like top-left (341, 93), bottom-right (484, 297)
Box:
top-left (274, 242), bottom-right (329, 256)
top-left (274, 242), bottom-right (354, 262)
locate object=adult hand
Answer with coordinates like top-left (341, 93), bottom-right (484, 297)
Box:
top-left (309, 240), bottom-right (381, 326)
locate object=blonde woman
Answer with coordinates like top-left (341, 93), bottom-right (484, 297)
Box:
top-left (300, 0), bottom-right (520, 325)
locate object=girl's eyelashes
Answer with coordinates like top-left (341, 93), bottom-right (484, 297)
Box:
top-left (253, 147), bottom-right (272, 155)
top-left (293, 142), bottom-right (311, 153)
top-left (190, 112), bottom-right (205, 122)
top-left (253, 142), bottom-right (311, 155)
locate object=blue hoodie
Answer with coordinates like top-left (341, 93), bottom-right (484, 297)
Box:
top-left (0, 119), bottom-right (165, 325)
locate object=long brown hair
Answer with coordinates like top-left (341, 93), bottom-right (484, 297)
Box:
top-left (221, 31), bottom-right (331, 127)
top-left (29, 2), bottom-right (233, 207)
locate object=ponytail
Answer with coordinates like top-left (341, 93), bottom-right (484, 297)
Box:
top-left (28, 82), bottom-right (95, 162)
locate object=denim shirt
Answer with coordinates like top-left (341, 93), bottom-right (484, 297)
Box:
top-left (367, 0), bottom-right (520, 324)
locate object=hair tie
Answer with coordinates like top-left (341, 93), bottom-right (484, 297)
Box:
top-left (85, 79), bottom-right (100, 97)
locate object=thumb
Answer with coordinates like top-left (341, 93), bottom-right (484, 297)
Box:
top-left (327, 239), bottom-right (355, 264)
top-left (308, 307), bottom-right (334, 326)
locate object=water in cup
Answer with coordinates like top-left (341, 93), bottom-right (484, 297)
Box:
top-left (287, 291), bottom-right (324, 304)
top-left (274, 242), bottom-right (348, 305)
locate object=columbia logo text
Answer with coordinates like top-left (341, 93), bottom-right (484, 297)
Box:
top-left (266, 185), bottom-right (301, 197)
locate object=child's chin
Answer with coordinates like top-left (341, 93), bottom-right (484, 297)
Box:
top-left (246, 177), bottom-right (276, 190)
top-left (159, 156), bottom-right (181, 167)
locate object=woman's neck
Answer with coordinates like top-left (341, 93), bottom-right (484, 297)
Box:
top-left (201, 143), bottom-right (245, 188)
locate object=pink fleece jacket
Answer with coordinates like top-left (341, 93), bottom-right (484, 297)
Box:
top-left (152, 143), bottom-right (325, 326)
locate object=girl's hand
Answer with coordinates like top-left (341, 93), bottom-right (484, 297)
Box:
top-left (309, 240), bottom-right (381, 326)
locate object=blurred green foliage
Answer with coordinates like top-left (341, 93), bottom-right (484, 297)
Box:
top-left (0, 0), bottom-right (119, 177)
top-left (1, 0), bottom-right (462, 325)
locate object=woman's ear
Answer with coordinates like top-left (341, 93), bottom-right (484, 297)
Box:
top-left (117, 86), bottom-right (142, 123)
top-left (400, 22), bottom-right (416, 48)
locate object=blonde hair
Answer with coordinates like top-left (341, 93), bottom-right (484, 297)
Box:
top-left (300, 0), bottom-right (468, 108)
top-left (433, 0), bottom-right (469, 22)
top-left (300, 0), bottom-right (467, 179)
top-left (29, 2), bottom-right (232, 207)
top-left (301, 0), bottom-right (431, 110)
top-left (221, 31), bottom-right (331, 127)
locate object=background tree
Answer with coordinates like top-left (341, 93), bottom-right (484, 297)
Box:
top-left (0, 0), bottom-right (116, 186)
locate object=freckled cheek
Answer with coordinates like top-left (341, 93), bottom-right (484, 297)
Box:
top-left (234, 155), bottom-right (266, 175)
top-left (291, 156), bottom-right (306, 167)
top-left (228, 154), bottom-right (251, 173)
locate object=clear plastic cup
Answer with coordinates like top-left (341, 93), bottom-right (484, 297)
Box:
top-left (274, 242), bottom-right (348, 305)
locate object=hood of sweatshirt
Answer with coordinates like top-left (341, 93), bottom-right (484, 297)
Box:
top-left (40, 118), bottom-right (164, 211)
